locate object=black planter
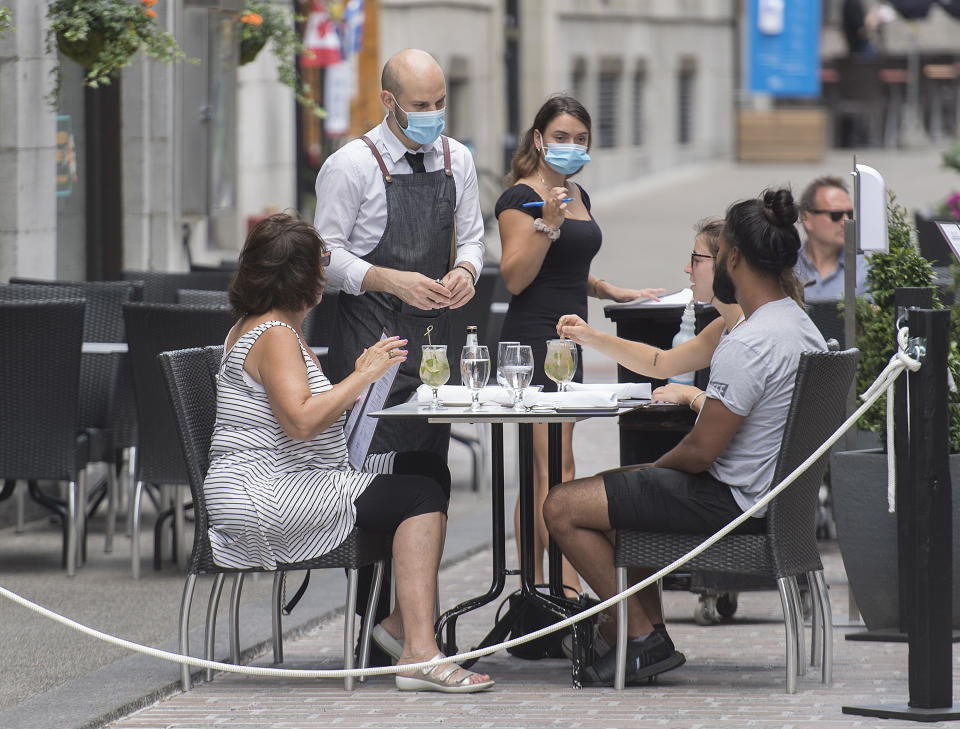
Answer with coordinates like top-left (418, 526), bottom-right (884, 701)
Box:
top-left (831, 448), bottom-right (960, 630)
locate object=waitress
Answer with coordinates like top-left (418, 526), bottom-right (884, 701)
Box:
top-left (495, 94), bottom-right (663, 599)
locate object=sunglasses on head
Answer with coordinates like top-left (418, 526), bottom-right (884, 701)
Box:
top-left (810, 209), bottom-right (854, 222)
top-left (320, 252), bottom-right (332, 267)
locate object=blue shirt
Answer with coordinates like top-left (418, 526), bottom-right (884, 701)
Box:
top-left (795, 246), bottom-right (869, 300)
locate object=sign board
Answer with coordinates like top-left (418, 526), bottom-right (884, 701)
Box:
top-left (936, 221), bottom-right (960, 264)
top-left (746, 0), bottom-right (821, 97)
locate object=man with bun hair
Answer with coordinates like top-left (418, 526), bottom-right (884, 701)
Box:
top-left (545, 189), bottom-right (827, 686)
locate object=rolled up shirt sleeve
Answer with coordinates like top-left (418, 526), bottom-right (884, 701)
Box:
top-left (453, 149), bottom-right (485, 277)
top-left (314, 154), bottom-right (373, 295)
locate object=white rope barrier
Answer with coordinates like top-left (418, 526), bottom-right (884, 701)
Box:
top-left (0, 345), bottom-right (921, 680)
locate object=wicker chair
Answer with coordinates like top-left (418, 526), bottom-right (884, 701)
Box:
top-left (0, 300), bottom-right (89, 575)
top-left (613, 349), bottom-right (859, 693)
top-left (176, 289), bottom-right (229, 307)
top-left (4, 279), bottom-right (140, 554)
top-left (123, 302), bottom-right (237, 578)
top-left (159, 346), bottom-right (389, 691)
top-left (123, 270), bottom-right (233, 303)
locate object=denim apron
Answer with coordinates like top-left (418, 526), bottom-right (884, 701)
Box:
top-left (328, 135), bottom-right (455, 458)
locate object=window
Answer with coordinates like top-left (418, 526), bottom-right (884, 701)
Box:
top-left (677, 58), bottom-right (697, 146)
top-left (597, 58), bottom-right (622, 149)
top-left (570, 57), bottom-right (587, 103)
top-left (632, 62), bottom-right (647, 146)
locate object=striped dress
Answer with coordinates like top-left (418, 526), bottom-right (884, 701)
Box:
top-left (203, 321), bottom-right (395, 570)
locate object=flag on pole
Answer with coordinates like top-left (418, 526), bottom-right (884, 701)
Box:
top-left (301, 1), bottom-right (342, 68)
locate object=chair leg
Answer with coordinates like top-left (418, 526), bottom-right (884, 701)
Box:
top-left (105, 462), bottom-right (117, 554)
top-left (205, 573), bottom-right (225, 682)
top-left (125, 448), bottom-right (137, 538)
top-left (179, 574), bottom-right (197, 691)
top-left (131, 480), bottom-right (144, 579)
top-left (174, 487), bottom-right (188, 571)
top-left (777, 577), bottom-right (798, 694)
top-left (343, 568), bottom-right (359, 691)
top-left (358, 560), bottom-right (385, 683)
top-left (77, 469), bottom-right (88, 566)
top-left (271, 572), bottom-right (284, 664)
top-left (812, 570), bottom-right (833, 686)
top-left (807, 570), bottom-right (823, 668)
top-left (788, 577), bottom-right (806, 677)
top-left (229, 574), bottom-right (244, 665)
top-left (14, 480), bottom-right (24, 533)
top-left (66, 479), bottom-right (78, 577)
top-left (614, 566), bottom-right (628, 690)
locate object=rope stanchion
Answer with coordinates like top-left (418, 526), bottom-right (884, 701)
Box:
top-left (0, 344), bottom-right (922, 681)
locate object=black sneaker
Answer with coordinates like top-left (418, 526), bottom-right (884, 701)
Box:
top-left (581, 631), bottom-right (685, 686)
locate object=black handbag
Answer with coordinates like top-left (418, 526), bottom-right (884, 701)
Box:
top-left (501, 588), bottom-right (596, 660)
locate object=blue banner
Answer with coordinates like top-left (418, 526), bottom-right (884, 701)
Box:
top-left (746, 0), bottom-right (821, 97)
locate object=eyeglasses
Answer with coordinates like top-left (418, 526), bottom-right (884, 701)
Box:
top-left (810, 209), bottom-right (854, 222)
top-left (690, 252), bottom-right (714, 267)
top-left (320, 252), bottom-right (332, 267)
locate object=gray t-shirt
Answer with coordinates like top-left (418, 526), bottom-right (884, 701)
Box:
top-left (705, 297), bottom-right (827, 515)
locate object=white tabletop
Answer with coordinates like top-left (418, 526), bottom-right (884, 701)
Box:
top-left (371, 401), bottom-right (639, 425)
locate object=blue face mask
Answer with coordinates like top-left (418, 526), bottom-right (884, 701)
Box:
top-left (394, 98), bottom-right (445, 146)
top-left (544, 143), bottom-right (591, 175)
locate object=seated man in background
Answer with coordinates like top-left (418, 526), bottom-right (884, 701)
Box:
top-left (545, 188), bottom-right (827, 686)
top-left (795, 175), bottom-right (868, 300)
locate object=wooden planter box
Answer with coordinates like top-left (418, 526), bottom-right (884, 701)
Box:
top-left (737, 108), bottom-right (826, 163)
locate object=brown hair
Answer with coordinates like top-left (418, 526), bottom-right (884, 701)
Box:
top-left (799, 175), bottom-right (848, 212)
top-left (507, 95), bottom-right (592, 185)
top-left (695, 218), bottom-right (724, 255)
top-left (228, 213), bottom-right (325, 318)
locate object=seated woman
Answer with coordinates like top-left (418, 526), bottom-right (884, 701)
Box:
top-left (204, 213), bottom-right (493, 693)
top-left (543, 189), bottom-right (826, 686)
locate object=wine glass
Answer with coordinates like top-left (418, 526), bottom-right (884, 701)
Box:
top-left (460, 344), bottom-right (490, 411)
top-left (419, 345), bottom-right (450, 410)
top-left (501, 344), bottom-right (534, 410)
top-left (544, 339), bottom-right (577, 392)
top-left (496, 341), bottom-right (520, 388)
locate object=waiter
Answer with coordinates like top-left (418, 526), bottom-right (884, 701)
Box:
top-left (315, 48), bottom-right (484, 459)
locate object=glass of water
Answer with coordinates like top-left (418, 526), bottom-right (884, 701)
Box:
top-left (460, 344), bottom-right (490, 411)
top-left (501, 344), bottom-right (534, 410)
top-left (544, 339), bottom-right (577, 392)
top-left (420, 345), bottom-right (450, 410)
top-left (496, 341), bottom-right (520, 388)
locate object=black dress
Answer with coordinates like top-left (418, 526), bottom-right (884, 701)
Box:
top-left (495, 183), bottom-right (603, 391)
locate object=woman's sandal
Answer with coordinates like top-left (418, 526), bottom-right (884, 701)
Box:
top-left (372, 623), bottom-right (403, 662)
top-left (395, 653), bottom-right (495, 693)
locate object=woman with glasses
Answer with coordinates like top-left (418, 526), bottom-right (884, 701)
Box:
top-left (495, 94), bottom-right (664, 601)
top-left (559, 218), bottom-right (805, 411)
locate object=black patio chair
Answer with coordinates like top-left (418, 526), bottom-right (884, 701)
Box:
top-left (0, 300), bottom-right (89, 575)
top-left (612, 348), bottom-right (859, 693)
top-left (123, 302), bottom-right (236, 578)
top-left (123, 270), bottom-right (233, 303)
top-left (176, 288), bottom-right (230, 307)
top-left (5, 279), bottom-right (141, 554)
top-left (805, 300), bottom-right (844, 350)
top-left (159, 346), bottom-right (389, 691)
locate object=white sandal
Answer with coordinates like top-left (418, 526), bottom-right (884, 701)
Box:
top-left (395, 653), bottom-right (495, 694)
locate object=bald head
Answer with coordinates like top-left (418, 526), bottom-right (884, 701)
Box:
top-left (381, 49), bottom-right (444, 98)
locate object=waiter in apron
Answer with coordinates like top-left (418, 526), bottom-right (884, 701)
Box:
top-left (314, 49), bottom-right (485, 661)
top-left (315, 48), bottom-right (484, 460)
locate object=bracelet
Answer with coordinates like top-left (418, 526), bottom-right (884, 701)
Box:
top-left (533, 217), bottom-right (561, 241)
top-left (453, 264), bottom-right (476, 284)
top-left (690, 391), bottom-right (706, 412)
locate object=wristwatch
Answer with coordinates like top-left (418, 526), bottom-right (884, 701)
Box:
top-left (533, 218), bottom-right (561, 242)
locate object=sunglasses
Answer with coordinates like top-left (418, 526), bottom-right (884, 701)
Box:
top-left (810, 209), bottom-right (854, 222)
top-left (690, 252), bottom-right (714, 267)
top-left (320, 252), bottom-right (332, 267)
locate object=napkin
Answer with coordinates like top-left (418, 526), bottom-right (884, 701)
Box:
top-left (565, 382), bottom-right (651, 400)
top-left (415, 384), bottom-right (539, 406)
top-left (529, 390), bottom-right (618, 409)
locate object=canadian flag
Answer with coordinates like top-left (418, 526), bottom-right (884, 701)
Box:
top-left (301, 1), bottom-right (342, 68)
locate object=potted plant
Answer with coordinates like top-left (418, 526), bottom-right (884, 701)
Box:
top-left (46, 0), bottom-right (185, 102)
top-left (236, 2), bottom-right (324, 118)
top-left (830, 195), bottom-right (960, 632)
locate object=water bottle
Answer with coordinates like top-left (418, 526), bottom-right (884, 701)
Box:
top-left (465, 325), bottom-right (479, 348)
top-left (667, 301), bottom-right (696, 385)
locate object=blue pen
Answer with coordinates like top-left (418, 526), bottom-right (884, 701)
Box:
top-left (521, 198), bottom-right (574, 208)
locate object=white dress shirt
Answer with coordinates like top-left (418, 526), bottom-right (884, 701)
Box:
top-left (313, 117), bottom-right (485, 295)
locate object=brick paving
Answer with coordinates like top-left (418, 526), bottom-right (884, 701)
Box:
top-left (108, 541), bottom-right (959, 729)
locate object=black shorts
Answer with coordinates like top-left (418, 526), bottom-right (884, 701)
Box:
top-left (353, 450), bottom-right (450, 535)
top-left (603, 467), bottom-right (766, 535)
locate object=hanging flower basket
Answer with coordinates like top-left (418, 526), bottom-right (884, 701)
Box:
top-left (46, 0), bottom-right (186, 103)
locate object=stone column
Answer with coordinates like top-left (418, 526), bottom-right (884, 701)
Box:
top-left (0, 1), bottom-right (58, 281)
